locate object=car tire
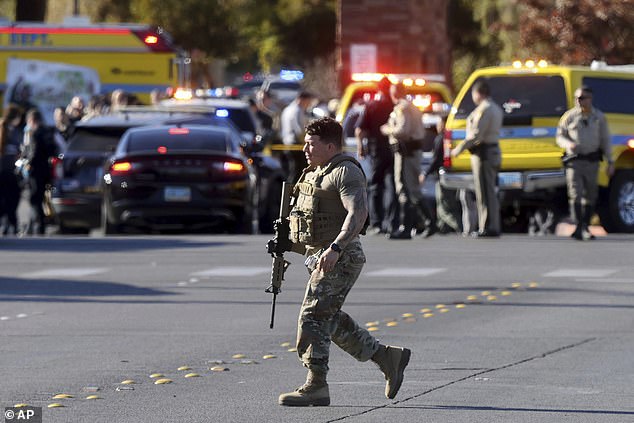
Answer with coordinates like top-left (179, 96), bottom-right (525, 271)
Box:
top-left (603, 170), bottom-right (634, 233)
top-left (101, 199), bottom-right (119, 235)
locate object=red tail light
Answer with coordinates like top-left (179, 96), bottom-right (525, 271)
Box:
top-left (223, 161), bottom-right (245, 173)
top-left (50, 156), bottom-right (63, 180)
top-left (442, 129), bottom-right (452, 168)
top-left (110, 161), bottom-right (134, 175)
top-left (168, 127), bottom-right (190, 135)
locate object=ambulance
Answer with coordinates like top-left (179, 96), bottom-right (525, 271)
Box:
top-left (442, 60), bottom-right (634, 233)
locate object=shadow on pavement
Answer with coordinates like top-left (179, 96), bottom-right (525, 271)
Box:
top-left (0, 277), bottom-right (176, 299)
top-left (0, 237), bottom-right (234, 253)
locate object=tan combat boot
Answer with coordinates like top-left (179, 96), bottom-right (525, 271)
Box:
top-left (371, 345), bottom-right (411, 399)
top-left (278, 370), bottom-right (330, 406)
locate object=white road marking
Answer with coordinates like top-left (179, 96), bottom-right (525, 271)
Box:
top-left (365, 268), bottom-right (446, 277)
top-left (190, 267), bottom-right (271, 277)
top-left (575, 278), bottom-right (634, 283)
top-left (22, 268), bottom-right (109, 279)
top-left (543, 269), bottom-right (618, 278)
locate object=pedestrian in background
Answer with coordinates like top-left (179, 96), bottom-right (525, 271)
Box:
top-left (275, 117), bottom-right (411, 406)
top-left (556, 85), bottom-right (613, 240)
top-left (0, 104), bottom-right (24, 236)
top-left (65, 96), bottom-right (85, 125)
top-left (381, 82), bottom-right (427, 240)
top-left (451, 80), bottom-right (503, 237)
top-left (22, 109), bottom-right (57, 236)
top-left (280, 90), bottom-right (315, 183)
top-left (419, 115), bottom-right (462, 235)
top-left (355, 77), bottom-right (398, 235)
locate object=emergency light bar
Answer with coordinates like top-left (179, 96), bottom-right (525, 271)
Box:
top-left (351, 73), bottom-right (446, 84)
top-left (511, 59), bottom-right (549, 69)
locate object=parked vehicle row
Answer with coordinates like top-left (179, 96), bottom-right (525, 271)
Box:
top-left (51, 104), bottom-right (286, 234)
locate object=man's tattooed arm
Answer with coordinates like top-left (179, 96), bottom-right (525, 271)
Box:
top-left (334, 182), bottom-right (368, 248)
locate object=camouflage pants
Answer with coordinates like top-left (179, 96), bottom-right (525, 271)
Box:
top-left (296, 240), bottom-right (380, 375)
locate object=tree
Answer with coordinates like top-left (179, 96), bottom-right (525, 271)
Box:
top-left (450, 0), bottom-right (524, 88)
top-left (519, 0), bottom-right (634, 65)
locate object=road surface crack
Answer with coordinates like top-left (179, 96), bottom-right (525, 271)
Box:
top-left (326, 337), bottom-right (596, 422)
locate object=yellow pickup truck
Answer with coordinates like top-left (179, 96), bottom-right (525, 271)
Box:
top-left (441, 60), bottom-right (634, 233)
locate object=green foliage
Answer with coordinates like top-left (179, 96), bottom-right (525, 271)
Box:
top-left (130, 0), bottom-right (241, 58)
top-left (519, 0), bottom-right (634, 65)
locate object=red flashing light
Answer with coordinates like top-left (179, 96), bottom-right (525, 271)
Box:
top-left (442, 130), bottom-right (453, 169)
top-left (51, 157), bottom-right (63, 180)
top-left (157, 146), bottom-right (168, 154)
top-left (144, 35), bottom-right (159, 44)
top-left (243, 72), bottom-right (253, 82)
top-left (224, 87), bottom-right (240, 98)
top-left (169, 128), bottom-right (190, 135)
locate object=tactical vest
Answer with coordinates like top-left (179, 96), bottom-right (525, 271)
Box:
top-left (289, 154), bottom-right (365, 246)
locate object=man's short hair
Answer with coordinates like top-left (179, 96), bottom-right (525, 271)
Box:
top-left (579, 85), bottom-right (593, 94)
top-left (298, 91), bottom-right (314, 101)
top-left (377, 76), bottom-right (391, 94)
top-left (472, 80), bottom-right (491, 96)
top-left (26, 108), bottom-right (43, 124)
top-left (305, 117), bottom-right (343, 149)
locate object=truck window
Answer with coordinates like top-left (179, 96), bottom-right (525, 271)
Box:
top-left (583, 77), bottom-right (634, 114)
top-left (455, 75), bottom-right (567, 120)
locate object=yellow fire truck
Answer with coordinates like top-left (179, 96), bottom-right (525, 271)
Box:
top-left (0, 18), bottom-right (187, 106)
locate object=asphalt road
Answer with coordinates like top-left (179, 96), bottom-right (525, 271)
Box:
top-left (1, 233), bottom-right (633, 423)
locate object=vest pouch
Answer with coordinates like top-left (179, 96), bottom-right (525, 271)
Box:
top-left (289, 210), bottom-right (314, 244)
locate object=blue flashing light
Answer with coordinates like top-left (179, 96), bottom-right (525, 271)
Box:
top-left (280, 69), bottom-right (304, 81)
top-left (216, 109), bottom-right (229, 118)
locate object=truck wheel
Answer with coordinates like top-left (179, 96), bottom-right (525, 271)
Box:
top-left (606, 170), bottom-right (634, 233)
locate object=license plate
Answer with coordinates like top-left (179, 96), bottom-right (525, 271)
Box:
top-left (498, 172), bottom-right (522, 189)
top-left (164, 186), bottom-right (191, 202)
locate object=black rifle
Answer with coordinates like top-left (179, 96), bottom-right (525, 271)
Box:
top-left (265, 182), bottom-right (293, 329)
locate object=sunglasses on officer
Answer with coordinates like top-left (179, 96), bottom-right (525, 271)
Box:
top-left (576, 95), bottom-right (592, 101)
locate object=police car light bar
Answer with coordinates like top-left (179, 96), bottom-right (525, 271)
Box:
top-left (351, 73), bottom-right (446, 84)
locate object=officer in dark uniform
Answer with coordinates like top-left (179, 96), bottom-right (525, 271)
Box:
top-left (23, 109), bottom-right (57, 236)
top-left (355, 77), bottom-right (398, 234)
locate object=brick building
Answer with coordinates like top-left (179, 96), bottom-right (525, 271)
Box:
top-left (337, 0), bottom-right (451, 90)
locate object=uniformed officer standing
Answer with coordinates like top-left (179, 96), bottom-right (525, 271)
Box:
top-left (451, 80), bottom-right (503, 237)
top-left (276, 117), bottom-right (411, 406)
top-left (556, 86), bottom-right (613, 240)
top-left (420, 115), bottom-right (462, 235)
top-left (381, 83), bottom-right (427, 239)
